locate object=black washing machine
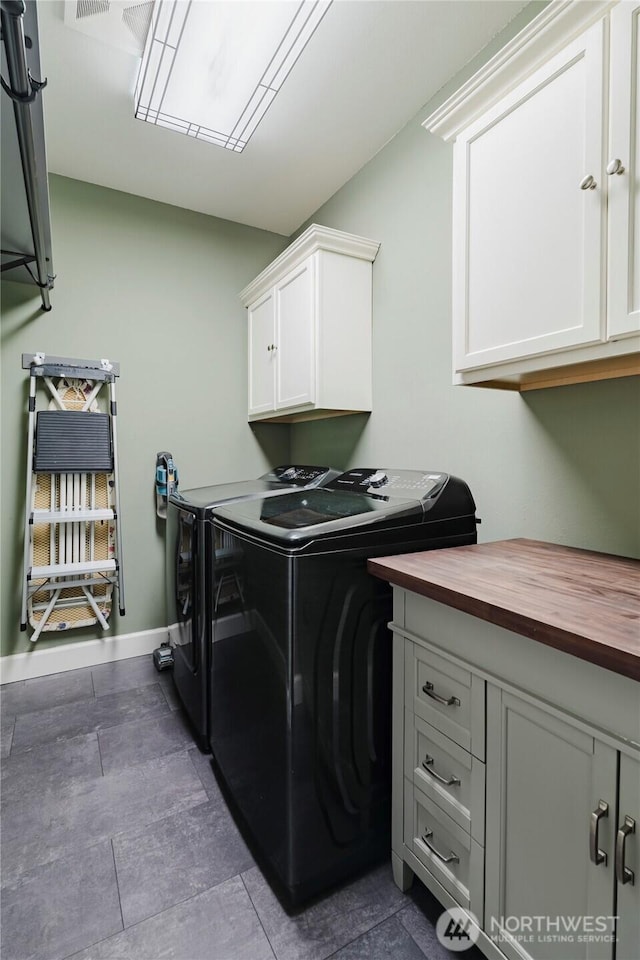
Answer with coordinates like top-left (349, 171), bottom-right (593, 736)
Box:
top-left (165, 465), bottom-right (337, 750)
top-left (208, 467), bottom-right (479, 903)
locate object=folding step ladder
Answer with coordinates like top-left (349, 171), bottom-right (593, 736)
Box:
top-left (20, 353), bottom-right (126, 642)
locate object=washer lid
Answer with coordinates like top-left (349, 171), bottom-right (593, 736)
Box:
top-left (169, 464), bottom-right (335, 513)
top-left (212, 487), bottom-right (424, 543)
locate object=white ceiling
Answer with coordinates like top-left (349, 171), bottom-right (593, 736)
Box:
top-left (38, 0), bottom-right (528, 236)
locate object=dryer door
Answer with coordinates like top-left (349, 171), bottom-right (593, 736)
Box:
top-left (166, 505), bottom-right (200, 672)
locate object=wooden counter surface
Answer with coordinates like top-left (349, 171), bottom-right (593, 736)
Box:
top-left (368, 538), bottom-right (640, 681)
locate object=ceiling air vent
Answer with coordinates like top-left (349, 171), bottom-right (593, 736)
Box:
top-left (76, 1), bottom-right (110, 19)
top-left (121, 3), bottom-right (153, 49)
top-left (63, 0), bottom-right (152, 56)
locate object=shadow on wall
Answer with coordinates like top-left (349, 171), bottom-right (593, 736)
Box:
top-left (521, 375), bottom-right (640, 558)
top-left (250, 421), bottom-right (295, 467)
top-left (284, 412), bottom-right (370, 471)
top-left (0, 283), bottom-right (44, 343)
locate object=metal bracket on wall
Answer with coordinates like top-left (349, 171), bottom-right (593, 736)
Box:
top-left (1, 0), bottom-right (54, 311)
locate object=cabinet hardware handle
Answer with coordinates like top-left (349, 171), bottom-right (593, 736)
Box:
top-left (267, 345), bottom-right (272, 352)
top-left (616, 816), bottom-right (636, 885)
top-left (266, 344), bottom-right (277, 352)
top-left (590, 800), bottom-right (609, 866)
top-left (422, 681), bottom-right (460, 707)
top-left (606, 158), bottom-right (625, 176)
top-left (421, 830), bottom-right (460, 864)
top-left (579, 174), bottom-right (597, 190)
top-left (422, 755), bottom-right (460, 786)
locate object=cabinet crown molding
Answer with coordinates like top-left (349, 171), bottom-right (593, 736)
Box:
top-left (423, 0), bottom-right (616, 142)
top-left (239, 223), bottom-right (380, 307)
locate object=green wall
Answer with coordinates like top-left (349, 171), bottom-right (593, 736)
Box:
top-left (290, 7), bottom-right (640, 560)
top-left (0, 176), bottom-right (288, 656)
top-left (2, 3), bottom-right (639, 663)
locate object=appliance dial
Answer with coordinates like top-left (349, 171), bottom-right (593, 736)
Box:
top-left (368, 471), bottom-right (387, 488)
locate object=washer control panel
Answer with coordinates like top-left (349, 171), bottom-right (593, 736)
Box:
top-left (267, 465), bottom-right (335, 487)
top-left (326, 468), bottom-right (447, 500)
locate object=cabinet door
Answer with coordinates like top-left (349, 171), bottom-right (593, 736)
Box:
top-left (248, 291), bottom-right (276, 416)
top-left (275, 259), bottom-right (315, 411)
top-left (615, 753), bottom-right (640, 960)
top-left (485, 686), bottom-right (617, 960)
top-left (453, 22), bottom-right (606, 372)
top-left (608, 1), bottom-right (640, 339)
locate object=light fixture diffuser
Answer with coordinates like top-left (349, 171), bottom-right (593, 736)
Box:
top-left (134, 0), bottom-right (332, 152)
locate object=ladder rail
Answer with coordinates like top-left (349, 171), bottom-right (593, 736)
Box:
top-left (20, 375), bottom-right (37, 630)
top-left (109, 378), bottom-right (126, 616)
top-left (30, 589), bottom-right (62, 644)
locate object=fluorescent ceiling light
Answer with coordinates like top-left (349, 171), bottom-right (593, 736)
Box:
top-left (135, 0), bottom-right (332, 152)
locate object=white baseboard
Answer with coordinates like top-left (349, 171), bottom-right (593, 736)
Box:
top-left (0, 626), bottom-right (169, 685)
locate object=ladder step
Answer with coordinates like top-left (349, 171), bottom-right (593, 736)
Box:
top-left (29, 574), bottom-right (115, 593)
top-left (29, 560), bottom-right (117, 578)
top-left (34, 411), bottom-right (113, 473)
top-left (32, 508), bottom-right (114, 523)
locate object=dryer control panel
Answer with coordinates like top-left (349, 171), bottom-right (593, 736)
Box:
top-left (326, 468), bottom-right (447, 500)
top-left (265, 465), bottom-right (336, 487)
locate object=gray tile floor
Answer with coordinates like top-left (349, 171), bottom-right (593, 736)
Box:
top-left (1, 655), bottom-right (479, 960)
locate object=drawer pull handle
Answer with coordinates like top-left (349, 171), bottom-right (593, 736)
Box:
top-left (616, 816), bottom-right (635, 885)
top-left (421, 830), bottom-right (459, 865)
top-left (422, 681), bottom-right (460, 707)
top-left (590, 800), bottom-right (609, 866)
top-left (422, 755), bottom-right (460, 786)
top-left (579, 173), bottom-right (597, 190)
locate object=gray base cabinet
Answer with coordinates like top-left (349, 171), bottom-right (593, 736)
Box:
top-left (486, 687), bottom-right (618, 960)
top-left (390, 593), bottom-right (640, 960)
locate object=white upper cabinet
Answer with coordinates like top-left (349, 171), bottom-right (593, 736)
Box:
top-left (248, 290), bottom-right (277, 416)
top-left (424, 0), bottom-right (640, 390)
top-left (608, 1), bottom-right (640, 338)
top-left (275, 260), bottom-right (315, 411)
top-left (453, 24), bottom-right (605, 370)
top-left (241, 224), bottom-right (380, 423)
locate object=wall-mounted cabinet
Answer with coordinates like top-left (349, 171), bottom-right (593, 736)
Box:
top-left (423, 0), bottom-right (640, 391)
top-left (240, 224), bottom-right (380, 423)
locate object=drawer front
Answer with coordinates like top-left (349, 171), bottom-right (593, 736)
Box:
top-left (405, 638), bottom-right (485, 759)
top-left (404, 710), bottom-right (485, 844)
top-left (404, 779), bottom-right (484, 912)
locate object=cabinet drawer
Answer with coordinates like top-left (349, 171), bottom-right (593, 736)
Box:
top-left (404, 779), bottom-right (484, 913)
top-left (404, 710), bottom-right (485, 844)
top-left (405, 639), bottom-right (485, 759)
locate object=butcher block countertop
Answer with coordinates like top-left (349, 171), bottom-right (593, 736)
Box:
top-left (368, 538), bottom-right (640, 681)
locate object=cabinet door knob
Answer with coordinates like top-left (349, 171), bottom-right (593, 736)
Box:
top-left (606, 158), bottom-right (625, 176)
top-left (590, 799), bottom-right (609, 866)
top-left (579, 174), bottom-right (597, 190)
top-left (616, 816), bottom-right (636, 885)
